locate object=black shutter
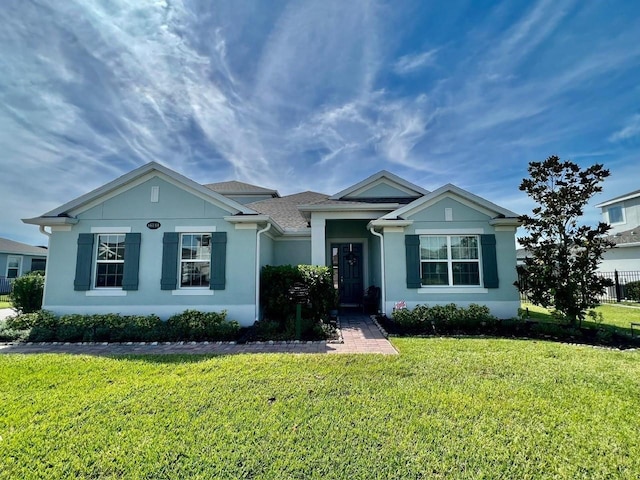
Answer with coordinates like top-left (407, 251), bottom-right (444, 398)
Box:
top-left (481, 234), bottom-right (499, 288)
top-left (405, 235), bottom-right (422, 288)
top-left (74, 234), bottom-right (94, 291)
top-left (122, 233), bottom-right (141, 291)
top-left (161, 232), bottom-right (179, 290)
top-left (210, 232), bottom-right (227, 290)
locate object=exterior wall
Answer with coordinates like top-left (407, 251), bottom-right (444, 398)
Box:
top-left (273, 239), bottom-right (311, 266)
top-left (383, 198), bottom-right (520, 319)
top-left (368, 233), bottom-right (381, 288)
top-left (604, 196), bottom-right (640, 234)
top-left (43, 177), bottom-right (258, 326)
top-left (598, 246), bottom-right (640, 272)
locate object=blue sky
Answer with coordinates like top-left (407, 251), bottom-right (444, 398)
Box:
top-left (1, 0), bottom-right (639, 246)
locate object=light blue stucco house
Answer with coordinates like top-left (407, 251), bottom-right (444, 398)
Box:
top-left (23, 162), bottom-right (521, 325)
top-left (0, 236), bottom-right (47, 280)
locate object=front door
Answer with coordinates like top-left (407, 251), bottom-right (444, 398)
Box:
top-left (332, 243), bottom-right (363, 306)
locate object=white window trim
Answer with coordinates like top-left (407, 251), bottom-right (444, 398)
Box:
top-left (6, 255), bottom-right (22, 278)
top-left (178, 232), bottom-right (213, 290)
top-left (86, 290), bottom-right (128, 297)
top-left (607, 206), bottom-right (626, 225)
top-left (175, 226), bottom-right (217, 232)
top-left (93, 233), bottom-right (126, 290)
top-left (91, 227), bottom-right (131, 233)
top-left (419, 234), bottom-right (483, 288)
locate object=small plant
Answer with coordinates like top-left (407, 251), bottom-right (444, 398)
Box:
top-left (9, 272), bottom-right (44, 313)
top-left (625, 281), bottom-right (640, 302)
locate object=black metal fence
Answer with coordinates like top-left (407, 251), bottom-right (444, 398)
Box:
top-left (519, 270), bottom-right (640, 304)
top-left (0, 277), bottom-right (13, 303)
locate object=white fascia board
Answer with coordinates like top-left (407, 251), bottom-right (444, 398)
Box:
top-left (37, 162), bottom-right (256, 219)
top-left (298, 203), bottom-right (399, 212)
top-left (367, 219), bottom-right (414, 228)
top-left (329, 170), bottom-right (429, 200)
top-left (595, 191), bottom-right (640, 208)
top-left (224, 215), bottom-right (285, 235)
top-left (382, 184), bottom-right (519, 220)
top-left (22, 216), bottom-right (79, 226)
top-left (489, 218), bottom-right (522, 227)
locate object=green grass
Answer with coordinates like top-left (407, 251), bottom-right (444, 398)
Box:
top-left (1, 340), bottom-right (639, 479)
top-left (0, 301), bottom-right (11, 309)
top-left (522, 302), bottom-right (640, 330)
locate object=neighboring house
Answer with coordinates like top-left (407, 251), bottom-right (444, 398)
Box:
top-left (595, 189), bottom-right (640, 272)
top-left (0, 236), bottom-right (47, 280)
top-left (23, 162), bottom-right (521, 325)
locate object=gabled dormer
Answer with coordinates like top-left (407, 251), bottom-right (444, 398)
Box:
top-left (329, 170), bottom-right (429, 204)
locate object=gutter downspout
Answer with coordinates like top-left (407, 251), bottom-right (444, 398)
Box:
top-left (369, 226), bottom-right (386, 315)
top-left (39, 225), bottom-right (51, 237)
top-left (255, 223), bottom-right (272, 322)
top-left (38, 225), bottom-right (51, 312)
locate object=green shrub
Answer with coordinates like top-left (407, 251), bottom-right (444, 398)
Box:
top-left (625, 281), bottom-right (640, 301)
top-left (166, 310), bottom-right (240, 341)
top-left (0, 319), bottom-right (29, 342)
top-left (9, 272), bottom-right (44, 313)
top-left (392, 303), bottom-right (497, 334)
top-left (261, 265), bottom-right (335, 324)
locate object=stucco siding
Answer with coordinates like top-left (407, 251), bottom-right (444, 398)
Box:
top-left (348, 182), bottom-right (417, 199)
top-left (273, 239), bottom-right (311, 266)
top-left (599, 246), bottom-right (640, 272)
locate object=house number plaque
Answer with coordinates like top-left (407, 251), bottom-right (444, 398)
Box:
top-left (146, 221), bottom-right (161, 230)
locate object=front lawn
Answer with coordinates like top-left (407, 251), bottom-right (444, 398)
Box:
top-left (0, 301), bottom-right (11, 309)
top-left (1, 339), bottom-right (639, 478)
top-left (522, 302), bottom-right (640, 330)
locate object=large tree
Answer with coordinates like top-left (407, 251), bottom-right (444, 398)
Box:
top-left (515, 155), bottom-right (614, 325)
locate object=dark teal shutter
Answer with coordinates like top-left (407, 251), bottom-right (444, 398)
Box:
top-left (405, 235), bottom-right (422, 288)
top-left (161, 232), bottom-right (179, 290)
top-left (210, 232), bottom-right (227, 290)
top-left (481, 234), bottom-right (499, 288)
top-left (122, 233), bottom-right (141, 291)
top-left (74, 234), bottom-right (94, 291)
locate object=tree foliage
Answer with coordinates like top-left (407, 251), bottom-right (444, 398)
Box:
top-left (515, 155), bottom-right (614, 324)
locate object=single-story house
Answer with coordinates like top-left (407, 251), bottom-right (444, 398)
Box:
top-left (23, 162), bottom-right (521, 325)
top-left (0, 236), bottom-right (47, 279)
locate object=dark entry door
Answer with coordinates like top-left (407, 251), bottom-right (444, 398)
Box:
top-left (333, 243), bottom-right (363, 305)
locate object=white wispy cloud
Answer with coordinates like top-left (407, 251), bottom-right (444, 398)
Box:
top-left (609, 114), bottom-right (640, 142)
top-left (393, 48), bottom-right (439, 74)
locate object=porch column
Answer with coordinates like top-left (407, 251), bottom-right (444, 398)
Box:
top-left (311, 215), bottom-right (326, 265)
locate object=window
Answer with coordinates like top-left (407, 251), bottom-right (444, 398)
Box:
top-left (30, 258), bottom-right (46, 272)
top-left (420, 235), bottom-right (480, 286)
top-left (95, 234), bottom-right (125, 288)
top-left (6, 256), bottom-right (22, 279)
top-left (180, 233), bottom-right (211, 288)
top-left (608, 206), bottom-right (624, 224)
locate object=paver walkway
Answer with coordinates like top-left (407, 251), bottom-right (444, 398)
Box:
top-left (0, 313), bottom-right (397, 356)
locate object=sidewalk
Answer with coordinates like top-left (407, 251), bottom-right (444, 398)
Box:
top-left (0, 313), bottom-right (398, 356)
top-left (0, 308), bottom-right (16, 321)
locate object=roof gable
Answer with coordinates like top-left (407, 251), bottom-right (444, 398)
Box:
top-left (24, 162), bottom-right (257, 225)
top-left (595, 189), bottom-right (640, 208)
top-left (329, 170), bottom-right (429, 200)
top-left (382, 184), bottom-right (519, 220)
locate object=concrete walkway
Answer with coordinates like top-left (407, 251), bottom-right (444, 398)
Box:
top-left (0, 308), bottom-right (16, 321)
top-left (0, 313), bottom-right (397, 356)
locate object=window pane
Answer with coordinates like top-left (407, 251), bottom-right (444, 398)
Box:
top-left (452, 262), bottom-right (480, 285)
top-left (181, 234), bottom-right (211, 260)
top-left (180, 262), bottom-right (210, 287)
top-left (421, 262), bottom-right (449, 285)
top-left (96, 263), bottom-right (124, 287)
top-left (420, 236), bottom-right (447, 260)
top-left (451, 236), bottom-right (478, 260)
top-left (97, 235), bottom-right (125, 261)
top-left (608, 206), bottom-right (623, 224)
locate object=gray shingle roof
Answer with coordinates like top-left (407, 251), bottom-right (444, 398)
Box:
top-left (204, 180), bottom-right (278, 196)
top-left (247, 192), bottom-right (329, 229)
top-left (0, 237), bottom-right (47, 256)
top-left (607, 227), bottom-right (640, 246)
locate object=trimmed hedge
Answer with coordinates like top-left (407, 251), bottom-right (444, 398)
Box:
top-left (391, 303), bottom-right (498, 334)
top-left (626, 281), bottom-right (640, 302)
top-left (6, 310), bottom-right (240, 343)
top-left (10, 272), bottom-right (44, 313)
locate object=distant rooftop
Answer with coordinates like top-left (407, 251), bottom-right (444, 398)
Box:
top-left (595, 188), bottom-right (640, 208)
top-left (204, 180), bottom-right (279, 197)
top-left (0, 237), bottom-right (48, 256)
